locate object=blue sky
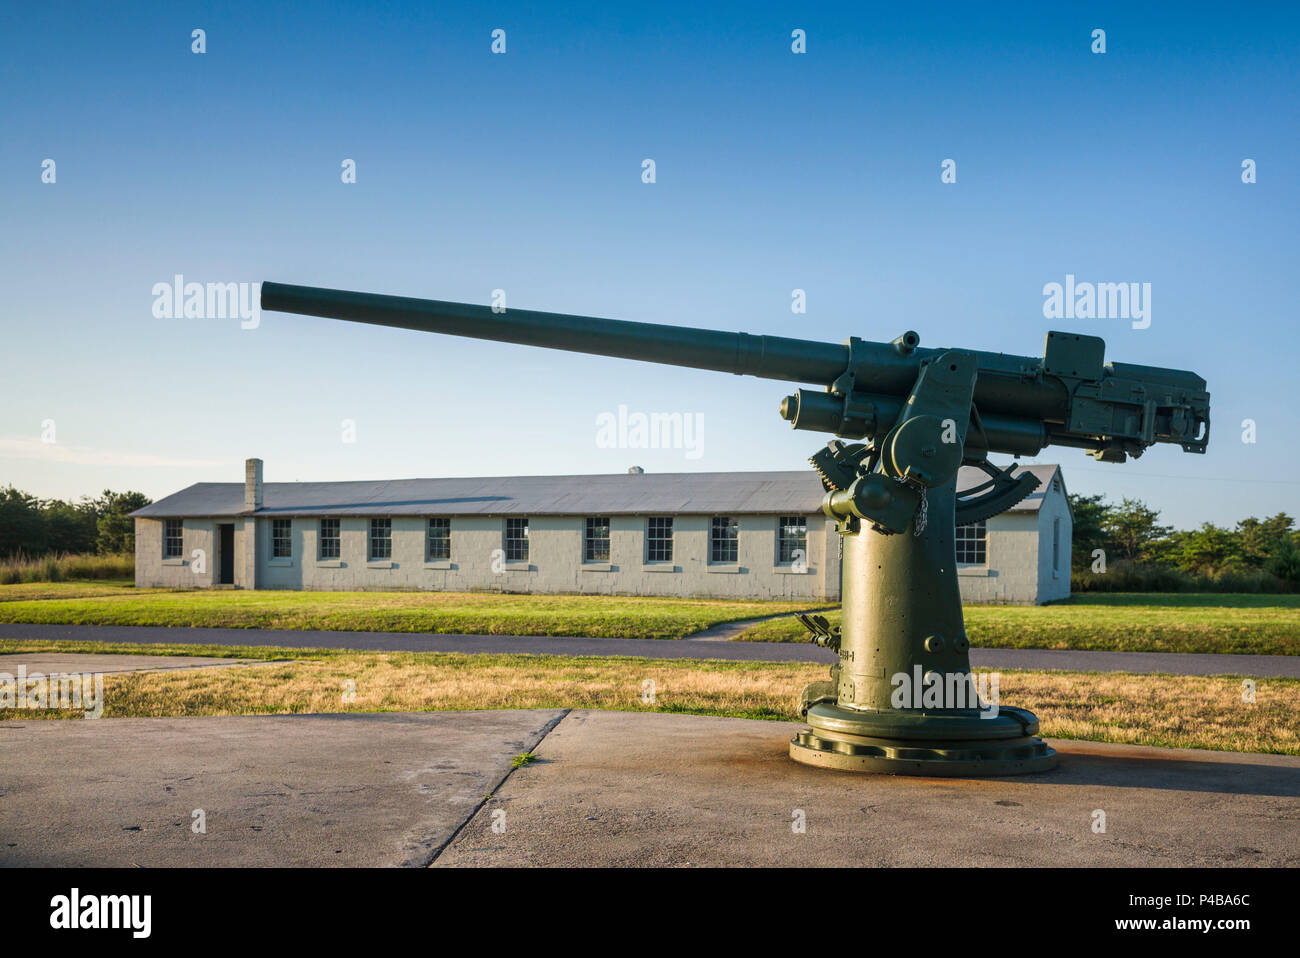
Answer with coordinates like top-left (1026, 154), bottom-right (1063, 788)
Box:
top-left (2, 1), bottom-right (1297, 529)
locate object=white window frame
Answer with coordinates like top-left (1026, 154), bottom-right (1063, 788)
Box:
top-left (163, 519), bottom-right (183, 558)
top-left (584, 517), bottom-right (610, 562)
top-left (504, 517), bottom-right (529, 562)
top-left (955, 520), bottom-right (987, 566)
top-left (319, 518), bottom-right (341, 560)
top-left (271, 518), bottom-right (292, 559)
top-left (369, 518), bottom-right (392, 561)
top-left (710, 516), bottom-right (739, 564)
top-left (427, 517), bottom-right (451, 561)
top-left (777, 515), bottom-right (807, 564)
top-left (646, 517), bottom-right (673, 563)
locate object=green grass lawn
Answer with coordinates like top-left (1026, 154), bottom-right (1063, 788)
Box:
top-left (0, 582), bottom-right (829, 639)
top-left (1, 581), bottom-right (1296, 654)
top-left (739, 593), bottom-right (1300, 655)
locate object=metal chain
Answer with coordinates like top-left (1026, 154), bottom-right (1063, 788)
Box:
top-left (893, 474), bottom-right (928, 536)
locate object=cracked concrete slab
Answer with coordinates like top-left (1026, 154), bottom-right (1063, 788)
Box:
top-left (0, 710), bottom-right (564, 867)
top-left (4, 708), bottom-right (1295, 868)
top-left (434, 710), bottom-right (1300, 867)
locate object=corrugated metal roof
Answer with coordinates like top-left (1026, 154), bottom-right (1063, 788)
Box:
top-left (131, 465), bottom-right (1062, 519)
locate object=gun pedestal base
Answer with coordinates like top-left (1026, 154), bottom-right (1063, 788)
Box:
top-left (789, 703), bottom-right (1057, 776)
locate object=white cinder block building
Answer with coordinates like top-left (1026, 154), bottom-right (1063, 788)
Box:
top-left (132, 460), bottom-right (1071, 604)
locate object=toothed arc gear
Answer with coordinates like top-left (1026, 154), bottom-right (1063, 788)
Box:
top-left (954, 460), bottom-right (1043, 526)
top-left (809, 440), bottom-right (870, 492)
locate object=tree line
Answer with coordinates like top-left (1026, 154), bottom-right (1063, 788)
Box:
top-left (0, 486), bottom-right (153, 557)
top-left (1068, 494), bottom-right (1300, 592)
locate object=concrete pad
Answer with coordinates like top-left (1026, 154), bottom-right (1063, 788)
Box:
top-left (435, 710), bottom-right (1300, 867)
top-left (0, 710), bottom-right (564, 867)
top-left (0, 652), bottom-right (260, 676)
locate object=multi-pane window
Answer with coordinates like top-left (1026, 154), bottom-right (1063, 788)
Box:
top-left (427, 518), bottom-right (451, 561)
top-left (956, 520), bottom-right (986, 565)
top-left (584, 517), bottom-right (611, 561)
top-left (505, 517), bottom-right (529, 561)
top-left (647, 517), bottom-right (673, 562)
top-left (778, 516), bottom-right (807, 564)
top-left (710, 516), bottom-right (739, 563)
top-left (163, 519), bottom-right (183, 558)
top-left (369, 518), bottom-right (392, 560)
top-left (319, 518), bottom-right (340, 559)
top-left (271, 519), bottom-right (292, 558)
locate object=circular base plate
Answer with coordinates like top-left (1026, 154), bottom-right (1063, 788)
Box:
top-left (789, 727), bottom-right (1058, 777)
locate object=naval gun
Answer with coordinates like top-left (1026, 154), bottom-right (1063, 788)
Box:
top-left (261, 281), bottom-right (1210, 775)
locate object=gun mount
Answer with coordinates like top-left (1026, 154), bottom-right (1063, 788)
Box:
top-left (262, 281), bottom-right (1211, 775)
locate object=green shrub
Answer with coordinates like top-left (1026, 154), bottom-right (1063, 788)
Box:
top-left (1073, 559), bottom-right (1292, 594)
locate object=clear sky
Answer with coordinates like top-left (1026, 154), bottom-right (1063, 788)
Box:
top-left (2, 1), bottom-right (1296, 530)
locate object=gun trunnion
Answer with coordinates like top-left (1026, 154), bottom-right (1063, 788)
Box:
top-left (262, 281), bottom-right (1211, 775)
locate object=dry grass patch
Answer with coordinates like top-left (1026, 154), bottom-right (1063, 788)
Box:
top-left (1010, 670), bottom-right (1297, 755)
top-left (0, 642), bottom-right (1290, 755)
top-left (100, 653), bottom-right (809, 722)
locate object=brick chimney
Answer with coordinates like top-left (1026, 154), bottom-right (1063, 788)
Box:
top-left (245, 458), bottom-right (263, 510)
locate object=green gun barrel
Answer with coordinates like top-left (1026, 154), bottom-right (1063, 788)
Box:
top-left (262, 281), bottom-right (850, 384)
top-left (261, 282), bottom-right (1209, 462)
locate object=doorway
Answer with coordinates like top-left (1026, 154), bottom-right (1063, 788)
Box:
top-left (218, 524), bottom-right (235, 585)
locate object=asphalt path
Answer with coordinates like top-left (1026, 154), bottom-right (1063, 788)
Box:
top-left (2, 622), bottom-right (1296, 677)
